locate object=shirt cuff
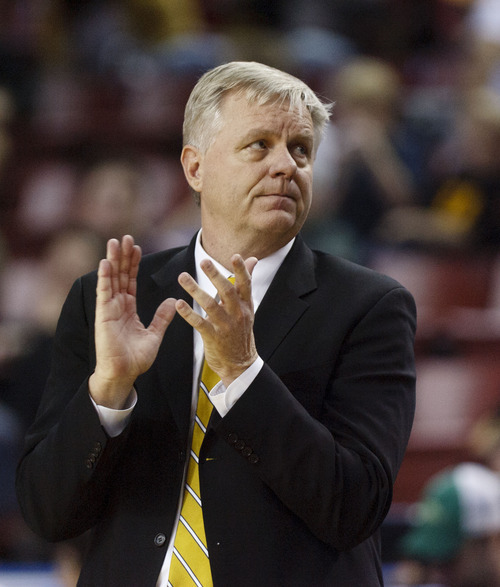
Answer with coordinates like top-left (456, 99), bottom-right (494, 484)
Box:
top-left (90, 389), bottom-right (137, 438)
top-left (209, 356), bottom-right (264, 417)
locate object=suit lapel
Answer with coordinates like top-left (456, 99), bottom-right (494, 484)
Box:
top-left (254, 236), bottom-right (317, 362)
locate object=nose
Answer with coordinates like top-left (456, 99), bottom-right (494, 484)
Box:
top-left (269, 145), bottom-right (297, 180)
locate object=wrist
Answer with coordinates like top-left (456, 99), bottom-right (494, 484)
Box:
top-left (220, 353), bottom-right (260, 388)
top-left (89, 370), bottom-right (136, 410)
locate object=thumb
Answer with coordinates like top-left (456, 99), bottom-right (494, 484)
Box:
top-left (148, 298), bottom-right (177, 338)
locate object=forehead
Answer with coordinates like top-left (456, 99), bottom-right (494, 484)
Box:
top-left (218, 92), bottom-right (315, 139)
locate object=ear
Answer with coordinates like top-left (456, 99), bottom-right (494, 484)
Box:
top-left (181, 145), bottom-right (203, 193)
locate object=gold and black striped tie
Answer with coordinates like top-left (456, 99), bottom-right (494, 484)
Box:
top-left (168, 359), bottom-right (218, 586)
top-left (169, 277), bottom-right (235, 586)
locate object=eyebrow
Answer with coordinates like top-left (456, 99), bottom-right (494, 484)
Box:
top-left (242, 128), bottom-right (273, 140)
top-left (242, 128), bottom-right (314, 145)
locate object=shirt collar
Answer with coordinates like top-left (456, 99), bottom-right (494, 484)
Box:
top-left (194, 229), bottom-right (294, 311)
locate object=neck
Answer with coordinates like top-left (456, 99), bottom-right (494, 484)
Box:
top-left (200, 230), bottom-right (292, 270)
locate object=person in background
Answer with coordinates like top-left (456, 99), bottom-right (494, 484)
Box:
top-left (16, 61), bottom-right (416, 586)
top-left (379, 86), bottom-right (500, 254)
top-left (3, 225), bottom-right (104, 431)
top-left (305, 56), bottom-right (422, 264)
top-left (0, 226), bottom-right (103, 565)
top-left (391, 461), bottom-right (500, 587)
top-left (71, 159), bottom-right (146, 249)
top-left (468, 403), bottom-right (500, 474)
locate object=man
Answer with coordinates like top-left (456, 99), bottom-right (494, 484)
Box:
top-left (16, 61), bottom-right (416, 586)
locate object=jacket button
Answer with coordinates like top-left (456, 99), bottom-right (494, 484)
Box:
top-left (154, 533), bottom-right (166, 547)
top-left (241, 446), bottom-right (252, 458)
top-left (85, 458), bottom-right (94, 469)
top-left (248, 453), bottom-right (260, 464)
top-left (227, 433), bottom-right (238, 445)
top-left (234, 439), bottom-right (245, 451)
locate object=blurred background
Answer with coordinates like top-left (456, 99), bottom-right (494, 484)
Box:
top-left (1, 0), bottom-right (500, 585)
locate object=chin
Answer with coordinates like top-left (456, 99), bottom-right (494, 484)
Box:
top-left (256, 218), bottom-right (301, 244)
top-left (261, 215), bottom-right (296, 232)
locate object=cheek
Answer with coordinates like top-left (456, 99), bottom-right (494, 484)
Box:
top-left (298, 175), bottom-right (313, 206)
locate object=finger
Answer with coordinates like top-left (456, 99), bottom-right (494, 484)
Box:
top-left (96, 258), bottom-right (113, 304)
top-left (106, 238), bottom-right (121, 295)
top-left (178, 271), bottom-right (221, 317)
top-left (175, 298), bottom-right (211, 335)
top-left (231, 254), bottom-right (257, 301)
top-left (118, 235), bottom-right (141, 296)
top-left (244, 256), bottom-right (259, 276)
top-left (128, 243), bottom-right (142, 297)
top-left (198, 259), bottom-right (237, 304)
top-left (118, 235), bottom-right (134, 293)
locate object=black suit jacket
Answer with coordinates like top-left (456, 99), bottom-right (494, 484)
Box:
top-left (17, 235), bottom-right (416, 586)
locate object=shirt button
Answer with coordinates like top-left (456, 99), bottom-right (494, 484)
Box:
top-left (154, 533), bottom-right (166, 547)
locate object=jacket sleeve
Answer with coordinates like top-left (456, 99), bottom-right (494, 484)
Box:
top-left (16, 275), bottom-right (130, 542)
top-left (214, 285), bottom-right (416, 551)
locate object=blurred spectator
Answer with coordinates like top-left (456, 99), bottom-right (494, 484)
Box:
top-left (70, 155), bottom-right (190, 254)
top-left (379, 85), bottom-right (500, 253)
top-left (68, 0), bottom-right (231, 80)
top-left (12, 152), bottom-right (184, 260)
top-left (2, 225), bottom-right (104, 431)
top-left (0, 225), bottom-right (102, 566)
top-left (305, 56), bottom-right (424, 263)
top-left (390, 462), bottom-right (500, 587)
top-left (468, 403), bottom-right (500, 474)
top-left (0, 1), bottom-right (45, 116)
top-left (71, 158), bottom-right (145, 248)
top-left (126, 0), bottom-right (203, 44)
top-left (463, 0), bottom-right (500, 92)
top-left (151, 189), bottom-right (201, 250)
top-left (0, 223), bottom-right (103, 578)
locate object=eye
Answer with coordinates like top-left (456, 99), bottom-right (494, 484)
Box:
top-left (292, 143), bottom-right (311, 159)
top-left (248, 139), bottom-right (267, 151)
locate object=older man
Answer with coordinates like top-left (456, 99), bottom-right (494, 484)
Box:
top-left (17, 61), bottom-right (416, 586)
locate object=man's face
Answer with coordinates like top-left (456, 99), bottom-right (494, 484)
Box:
top-left (186, 92), bottom-right (316, 257)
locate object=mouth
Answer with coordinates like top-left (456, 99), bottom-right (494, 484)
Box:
top-left (258, 193), bottom-right (297, 211)
top-left (261, 193), bottom-right (295, 200)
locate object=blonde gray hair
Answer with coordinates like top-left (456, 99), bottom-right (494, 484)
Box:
top-left (183, 61), bottom-right (332, 154)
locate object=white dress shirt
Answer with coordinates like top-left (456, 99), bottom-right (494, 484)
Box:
top-left (91, 230), bottom-right (293, 584)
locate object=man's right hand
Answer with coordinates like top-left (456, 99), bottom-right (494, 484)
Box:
top-left (89, 235), bottom-right (177, 409)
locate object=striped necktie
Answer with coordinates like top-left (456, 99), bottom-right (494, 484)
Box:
top-left (168, 277), bottom-right (234, 586)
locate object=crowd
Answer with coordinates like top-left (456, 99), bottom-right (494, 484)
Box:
top-left (1, 0), bottom-right (500, 584)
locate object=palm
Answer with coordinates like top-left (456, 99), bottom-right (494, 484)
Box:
top-left (91, 236), bottom-right (176, 407)
top-left (96, 290), bottom-right (163, 380)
